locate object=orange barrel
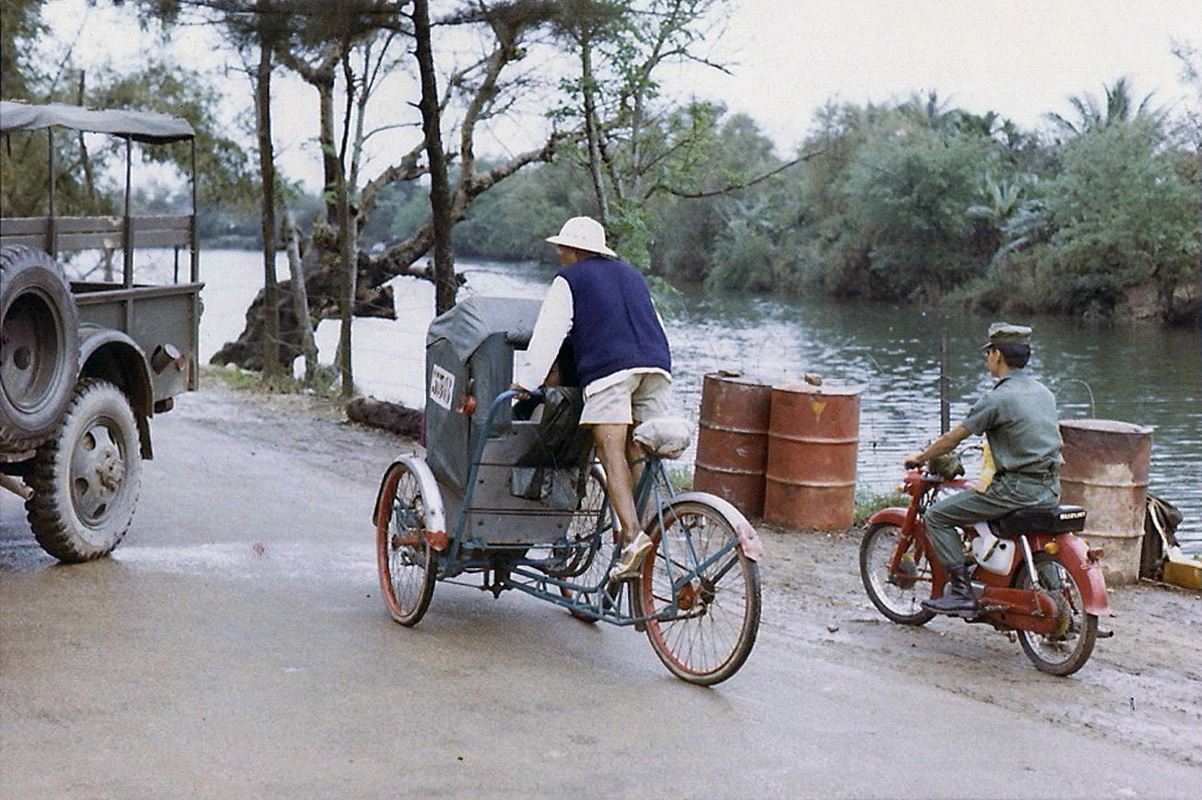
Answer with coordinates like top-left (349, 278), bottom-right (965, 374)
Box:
top-left (1059, 419), bottom-right (1153, 585)
top-left (693, 373), bottom-right (773, 517)
top-left (764, 385), bottom-right (862, 530)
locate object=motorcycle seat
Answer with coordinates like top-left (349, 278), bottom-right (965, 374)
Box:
top-left (994, 505), bottom-right (1087, 537)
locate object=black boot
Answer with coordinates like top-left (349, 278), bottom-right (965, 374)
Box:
top-left (922, 562), bottom-right (977, 616)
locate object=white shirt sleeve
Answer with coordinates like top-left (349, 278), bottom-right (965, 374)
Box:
top-left (513, 276), bottom-right (573, 390)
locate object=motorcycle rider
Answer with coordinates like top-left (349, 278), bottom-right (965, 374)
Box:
top-left (902, 323), bottom-right (1062, 615)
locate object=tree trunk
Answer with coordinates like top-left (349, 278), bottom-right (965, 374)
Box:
top-left (209, 244), bottom-right (397, 372)
top-left (413, 0), bottom-right (456, 315)
top-left (283, 210), bottom-right (318, 380)
top-left (256, 38), bottom-right (282, 379)
top-left (580, 37), bottom-right (609, 224)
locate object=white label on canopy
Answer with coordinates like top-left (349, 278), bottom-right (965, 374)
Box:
top-left (429, 365), bottom-right (455, 410)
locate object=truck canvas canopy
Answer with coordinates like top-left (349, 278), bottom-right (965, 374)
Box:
top-left (0, 100), bottom-right (194, 143)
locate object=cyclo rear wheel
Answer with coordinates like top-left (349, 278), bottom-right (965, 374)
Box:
top-left (560, 464), bottom-right (617, 622)
top-left (376, 460), bottom-right (438, 626)
top-left (638, 499), bottom-right (761, 685)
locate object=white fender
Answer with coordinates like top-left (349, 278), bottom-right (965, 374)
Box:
top-left (661, 490), bottom-right (765, 562)
top-left (372, 454), bottom-right (447, 545)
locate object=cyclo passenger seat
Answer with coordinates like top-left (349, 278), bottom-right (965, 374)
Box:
top-left (993, 505), bottom-right (1087, 538)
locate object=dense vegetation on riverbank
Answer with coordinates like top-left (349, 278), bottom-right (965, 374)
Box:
top-left (431, 89), bottom-right (1200, 324)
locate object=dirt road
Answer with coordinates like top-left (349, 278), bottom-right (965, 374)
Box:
top-left (2, 376), bottom-right (1199, 799)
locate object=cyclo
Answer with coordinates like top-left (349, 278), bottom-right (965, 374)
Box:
top-left (372, 296), bottom-right (763, 685)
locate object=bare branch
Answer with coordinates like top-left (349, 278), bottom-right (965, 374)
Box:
top-left (650, 149), bottom-right (824, 200)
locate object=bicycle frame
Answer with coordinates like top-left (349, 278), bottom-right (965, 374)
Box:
top-left (431, 389), bottom-right (745, 627)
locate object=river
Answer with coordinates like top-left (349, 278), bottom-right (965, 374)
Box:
top-left (195, 249), bottom-right (1201, 554)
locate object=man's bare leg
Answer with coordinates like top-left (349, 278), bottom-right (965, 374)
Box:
top-left (592, 423), bottom-right (639, 545)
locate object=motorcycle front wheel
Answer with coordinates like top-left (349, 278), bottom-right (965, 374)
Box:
top-left (1014, 554), bottom-right (1098, 676)
top-left (859, 521), bottom-right (936, 626)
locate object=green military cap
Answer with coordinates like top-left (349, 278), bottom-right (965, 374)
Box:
top-left (982, 322), bottom-right (1031, 349)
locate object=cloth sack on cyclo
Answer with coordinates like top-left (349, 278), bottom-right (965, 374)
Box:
top-left (510, 386), bottom-right (592, 509)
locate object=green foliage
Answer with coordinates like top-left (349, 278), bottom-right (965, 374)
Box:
top-left (987, 119), bottom-right (1199, 320)
top-left (843, 131), bottom-right (999, 299)
top-left (13, 0), bottom-right (1194, 328)
top-left (206, 362), bottom-right (343, 399)
top-left (854, 488), bottom-right (909, 526)
top-left (0, 0), bottom-right (46, 100)
top-left (452, 158), bottom-right (595, 261)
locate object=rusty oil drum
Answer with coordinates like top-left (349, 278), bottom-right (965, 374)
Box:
top-left (764, 385), bottom-right (861, 530)
top-left (1059, 419), bottom-right (1152, 585)
top-left (692, 373), bottom-right (773, 517)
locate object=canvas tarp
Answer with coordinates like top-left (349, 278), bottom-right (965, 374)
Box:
top-left (426, 295), bottom-right (542, 362)
top-left (0, 101), bottom-right (194, 144)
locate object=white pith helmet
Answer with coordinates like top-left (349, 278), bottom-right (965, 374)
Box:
top-left (544, 216), bottom-right (617, 258)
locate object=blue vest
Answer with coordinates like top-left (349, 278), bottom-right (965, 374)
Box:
top-left (557, 255), bottom-right (671, 387)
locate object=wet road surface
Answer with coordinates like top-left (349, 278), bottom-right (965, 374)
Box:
top-left (3, 385), bottom-right (1200, 799)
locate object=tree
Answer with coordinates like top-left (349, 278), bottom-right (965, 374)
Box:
top-left (548, 0), bottom-right (739, 264)
top-left (1032, 118), bottom-right (1198, 321)
top-left (412, 0), bottom-right (454, 315)
top-left (0, 0), bottom-right (48, 101)
top-left (1046, 77), bottom-right (1164, 139)
top-left (210, 0), bottom-right (570, 375)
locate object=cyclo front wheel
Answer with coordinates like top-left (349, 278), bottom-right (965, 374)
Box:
top-left (638, 499), bottom-right (761, 685)
top-left (375, 460), bottom-right (438, 626)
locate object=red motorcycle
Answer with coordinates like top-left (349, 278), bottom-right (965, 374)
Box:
top-left (859, 462), bottom-right (1111, 675)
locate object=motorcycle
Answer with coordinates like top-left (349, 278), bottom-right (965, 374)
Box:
top-left (859, 458), bottom-right (1112, 675)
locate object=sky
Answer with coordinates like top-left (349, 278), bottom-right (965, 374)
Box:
top-left (687, 1), bottom-right (1198, 153)
top-left (35, 0), bottom-right (1201, 189)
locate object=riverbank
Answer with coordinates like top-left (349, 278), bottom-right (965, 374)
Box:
top-left (183, 369), bottom-right (1202, 770)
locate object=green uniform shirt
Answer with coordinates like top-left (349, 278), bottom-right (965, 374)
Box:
top-left (962, 371), bottom-right (1061, 475)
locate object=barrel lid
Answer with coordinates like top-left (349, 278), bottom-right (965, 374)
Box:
top-left (1060, 419), bottom-right (1153, 435)
top-left (774, 384), bottom-right (864, 397)
top-left (705, 370), bottom-right (772, 387)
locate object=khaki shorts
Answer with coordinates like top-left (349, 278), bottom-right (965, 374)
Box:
top-left (580, 372), bottom-right (672, 426)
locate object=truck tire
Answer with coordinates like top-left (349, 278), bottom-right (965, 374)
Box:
top-left (26, 379), bottom-right (142, 562)
top-left (1, 245), bottom-right (80, 449)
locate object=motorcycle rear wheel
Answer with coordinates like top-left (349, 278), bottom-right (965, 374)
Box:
top-left (860, 521), bottom-right (936, 626)
top-left (1014, 554), bottom-right (1098, 676)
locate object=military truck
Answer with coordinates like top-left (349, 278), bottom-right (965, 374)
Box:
top-left (0, 101), bottom-right (202, 561)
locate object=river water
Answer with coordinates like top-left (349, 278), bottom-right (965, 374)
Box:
top-left (195, 249), bottom-right (1201, 553)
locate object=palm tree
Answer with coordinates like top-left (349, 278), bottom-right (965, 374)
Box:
top-left (1046, 77), bottom-right (1163, 137)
